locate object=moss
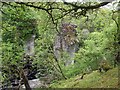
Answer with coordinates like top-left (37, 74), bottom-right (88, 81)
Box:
top-left (50, 67), bottom-right (118, 88)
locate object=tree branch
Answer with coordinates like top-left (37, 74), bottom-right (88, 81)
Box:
top-left (53, 55), bottom-right (67, 79)
top-left (3, 1), bottom-right (113, 22)
top-left (63, 1), bottom-right (111, 10)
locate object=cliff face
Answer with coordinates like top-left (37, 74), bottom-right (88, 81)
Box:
top-left (53, 23), bottom-right (79, 66)
top-left (24, 34), bottom-right (36, 56)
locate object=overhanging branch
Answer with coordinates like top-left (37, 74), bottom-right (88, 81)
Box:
top-left (63, 2), bottom-right (110, 9)
top-left (2, 1), bottom-right (114, 24)
top-left (14, 1), bottom-right (113, 20)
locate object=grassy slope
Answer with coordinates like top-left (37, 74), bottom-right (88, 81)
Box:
top-left (50, 67), bottom-right (119, 88)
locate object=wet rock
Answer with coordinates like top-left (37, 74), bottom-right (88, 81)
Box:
top-left (20, 79), bottom-right (44, 89)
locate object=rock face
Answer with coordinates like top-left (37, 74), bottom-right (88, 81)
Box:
top-left (24, 34), bottom-right (35, 56)
top-left (53, 23), bottom-right (79, 66)
top-left (81, 28), bottom-right (90, 39)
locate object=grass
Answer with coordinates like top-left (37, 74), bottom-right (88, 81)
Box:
top-left (49, 67), bottom-right (119, 88)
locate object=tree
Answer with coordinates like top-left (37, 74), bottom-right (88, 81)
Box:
top-left (1, 3), bottom-right (38, 89)
top-left (0, 0), bottom-right (119, 88)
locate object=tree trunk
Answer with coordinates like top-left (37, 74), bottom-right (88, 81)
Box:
top-left (20, 69), bottom-right (31, 90)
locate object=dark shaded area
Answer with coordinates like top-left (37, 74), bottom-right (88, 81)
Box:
top-left (1, 55), bottom-right (38, 89)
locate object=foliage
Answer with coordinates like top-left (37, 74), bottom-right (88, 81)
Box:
top-left (2, 3), bottom-right (38, 42)
top-left (60, 9), bottom-right (118, 78)
top-left (1, 1), bottom-right (119, 88)
top-left (1, 3), bottom-right (39, 85)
